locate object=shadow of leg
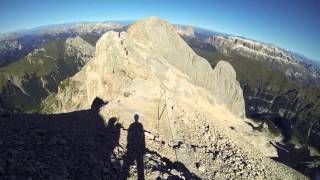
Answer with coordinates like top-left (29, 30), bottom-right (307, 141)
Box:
top-left (136, 155), bottom-right (145, 180)
top-left (122, 154), bottom-right (134, 179)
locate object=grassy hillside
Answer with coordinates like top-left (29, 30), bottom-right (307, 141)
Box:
top-left (0, 38), bottom-right (92, 113)
top-left (0, 40), bottom-right (64, 85)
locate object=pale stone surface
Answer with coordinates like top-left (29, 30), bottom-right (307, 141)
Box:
top-left (43, 17), bottom-right (245, 118)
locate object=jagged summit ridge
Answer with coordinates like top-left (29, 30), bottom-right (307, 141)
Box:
top-left (130, 17), bottom-right (245, 117)
top-left (43, 17), bottom-right (245, 117)
top-left (206, 35), bottom-right (320, 83)
top-left (134, 17), bottom-right (244, 116)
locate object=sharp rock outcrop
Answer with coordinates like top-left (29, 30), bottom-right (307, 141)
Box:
top-left (42, 17), bottom-right (245, 117)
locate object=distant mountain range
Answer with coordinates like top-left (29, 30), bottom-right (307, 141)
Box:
top-left (0, 21), bottom-right (128, 67)
top-left (0, 20), bottom-right (134, 38)
top-left (2, 21), bottom-right (318, 68)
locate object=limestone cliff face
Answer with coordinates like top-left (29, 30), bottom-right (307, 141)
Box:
top-left (211, 61), bottom-right (245, 117)
top-left (206, 36), bottom-right (296, 64)
top-left (42, 17), bottom-right (245, 118)
top-left (206, 36), bottom-right (320, 84)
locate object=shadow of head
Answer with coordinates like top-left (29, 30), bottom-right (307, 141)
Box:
top-left (134, 114), bottom-right (139, 122)
top-left (106, 117), bottom-right (123, 130)
top-left (91, 97), bottom-right (108, 110)
top-left (0, 98), bottom-right (126, 179)
top-left (108, 117), bottom-right (117, 125)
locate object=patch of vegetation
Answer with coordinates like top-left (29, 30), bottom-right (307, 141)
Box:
top-left (0, 39), bottom-right (65, 87)
top-left (0, 38), bottom-right (90, 113)
top-left (194, 48), bottom-right (320, 149)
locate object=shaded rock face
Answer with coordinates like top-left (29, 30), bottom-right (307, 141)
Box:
top-left (40, 17), bottom-right (307, 179)
top-left (0, 36), bottom-right (94, 112)
top-left (0, 34), bottom-right (32, 67)
top-left (242, 81), bottom-right (320, 149)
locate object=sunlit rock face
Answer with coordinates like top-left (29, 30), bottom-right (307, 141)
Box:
top-left (43, 17), bottom-right (245, 117)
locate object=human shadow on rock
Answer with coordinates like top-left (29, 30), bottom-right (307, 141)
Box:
top-left (121, 114), bottom-right (201, 180)
top-left (0, 97), bottom-right (122, 180)
top-left (146, 149), bottom-right (201, 180)
top-left (0, 98), bottom-right (200, 180)
top-left (122, 114), bottom-right (146, 180)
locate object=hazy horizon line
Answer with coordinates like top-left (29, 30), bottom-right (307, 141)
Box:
top-left (0, 18), bottom-right (319, 63)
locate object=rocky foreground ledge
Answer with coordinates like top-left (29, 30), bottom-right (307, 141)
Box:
top-left (0, 103), bottom-right (306, 179)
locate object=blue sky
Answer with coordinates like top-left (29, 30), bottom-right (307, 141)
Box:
top-left (0, 0), bottom-right (319, 61)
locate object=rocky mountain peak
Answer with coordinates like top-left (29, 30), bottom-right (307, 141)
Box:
top-left (38, 17), bottom-right (306, 179)
top-left (65, 36), bottom-right (94, 63)
top-left (66, 36), bottom-right (91, 48)
top-left (44, 16), bottom-right (245, 117)
top-left (210, 61), bottom-right (244, 117)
